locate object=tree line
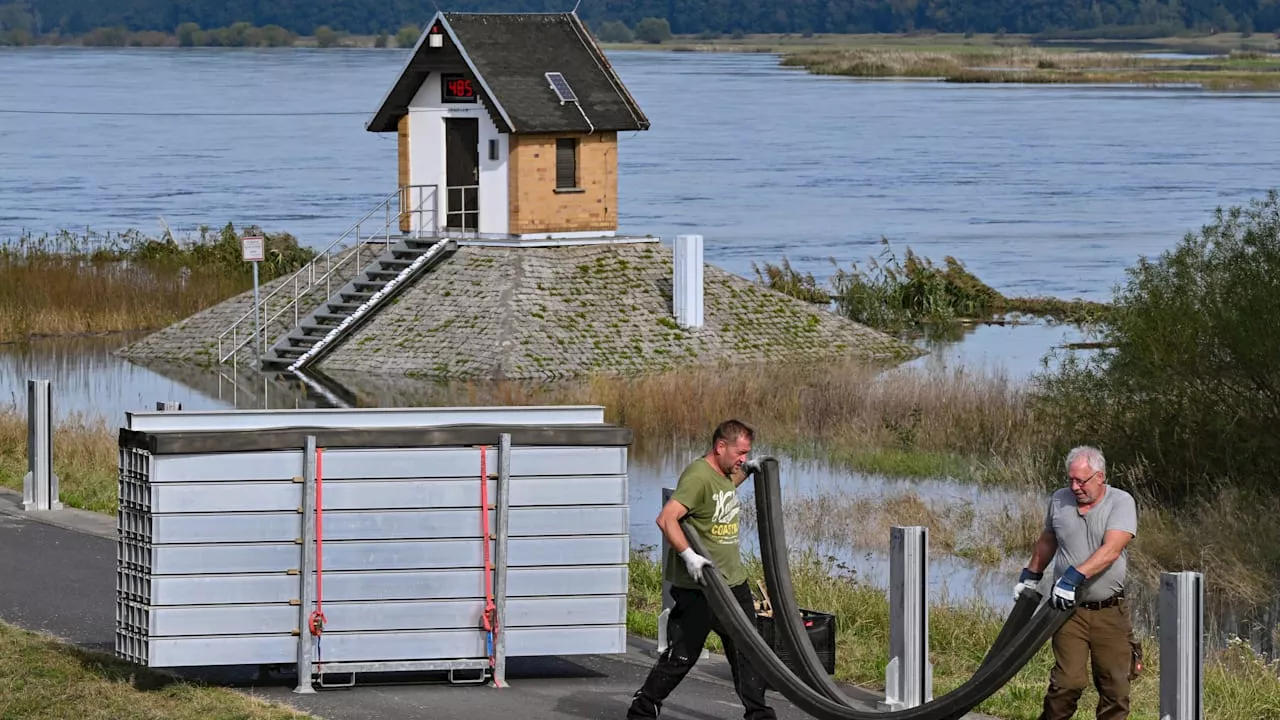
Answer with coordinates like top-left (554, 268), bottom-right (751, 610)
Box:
top-left (2, 0), bottom-right (1278, 43)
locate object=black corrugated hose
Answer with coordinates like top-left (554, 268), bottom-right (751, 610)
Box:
top-left (680, 460), bottom-right (1074, 720)
top-left (752, 457), bottom-right (1042, 708)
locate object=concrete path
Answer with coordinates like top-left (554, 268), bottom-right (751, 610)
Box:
top-left (0, 489), bottom-right (997, 720)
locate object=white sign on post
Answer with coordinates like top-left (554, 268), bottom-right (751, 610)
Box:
top-left (241, 235), bottom-right (265, 262)
top-left (242, 235), bottom-right (265, 356)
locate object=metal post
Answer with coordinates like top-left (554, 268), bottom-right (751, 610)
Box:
top-left (252, 260), bottom-right (262, 357)
top-left (1160, 571), bottom-right (1204, 720)
top-left (294, 436), bottom-right (318, 694)
top-left (657, 487), bottom-right (708, 660)
top-left (880, 526), bottom-right (932, 710)
top-left (492, 433), bottom-right (511, 688)
top-left (23, 379), bottom-right (62, 512)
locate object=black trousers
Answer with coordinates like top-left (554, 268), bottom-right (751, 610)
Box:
top-left (627, 582), bottom-right (777, 720)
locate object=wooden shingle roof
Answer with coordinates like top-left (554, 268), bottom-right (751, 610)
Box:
top-left (367, 12), bottom-right (650, 135)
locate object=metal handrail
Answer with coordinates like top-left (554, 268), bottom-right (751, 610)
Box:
top-left (217, 184), bottom-right (438, 367)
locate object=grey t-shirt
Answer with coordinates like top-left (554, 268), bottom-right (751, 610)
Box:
top-left (1045, 485), bottom-right (1138, 603)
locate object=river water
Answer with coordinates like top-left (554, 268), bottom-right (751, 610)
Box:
top-left (3, 47), bottom-right (1280, 639)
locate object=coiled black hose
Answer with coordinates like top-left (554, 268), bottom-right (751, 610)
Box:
top-left (682, 513), bottom-right (1071, 720)
top-left (752, 457), bottom-right (1042, 710)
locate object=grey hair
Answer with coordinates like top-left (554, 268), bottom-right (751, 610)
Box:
top-left (1065, 446), bottom-right (1106, 477)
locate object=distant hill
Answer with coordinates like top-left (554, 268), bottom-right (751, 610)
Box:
top-left (4, 0), bottom-right (1279, 38)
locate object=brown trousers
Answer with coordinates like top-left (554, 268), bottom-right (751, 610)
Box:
top-left (1038, 600), bottom-right (1133, 720)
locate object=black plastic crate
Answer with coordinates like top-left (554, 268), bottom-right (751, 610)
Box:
top-left (755, 608), bottom-right (836, 678)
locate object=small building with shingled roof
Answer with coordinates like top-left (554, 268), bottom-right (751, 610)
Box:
top-left (367, 11), bottom-right (650, 240)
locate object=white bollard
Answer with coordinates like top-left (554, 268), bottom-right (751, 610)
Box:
top-left (880, 526), bottom-right (932, 710)
top-left (1159, 571), bottom-right (1204, 720)
top-left (657, 487), bottom-right (707, 660)
top-left (23, 379), bottom-right (62, 512)
top-left (673, 235), bottom-right (704, 329)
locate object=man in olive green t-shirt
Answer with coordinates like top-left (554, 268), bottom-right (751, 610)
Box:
top-left (627, 419), bottom-right (776, 720)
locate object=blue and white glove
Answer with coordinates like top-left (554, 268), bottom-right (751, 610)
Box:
top-left (1012, 568), bottom-right (1042, 602)
top-left (1051, 566), bottom-right (1086, 610)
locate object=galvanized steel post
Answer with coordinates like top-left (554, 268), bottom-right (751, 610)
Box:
top-left (1159, 571), bottom-right (1204, 720)
top-left (23, 379), bottom-right (62, 511)
top-left (294, 436), bottom-right (318, 694)
top-left (493, 433), bottom-right (511, 688)
top-left (880, 526), bottom-right (932, 711)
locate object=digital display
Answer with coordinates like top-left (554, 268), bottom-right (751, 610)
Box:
top-left (442, 73), bottom-right (477, 103)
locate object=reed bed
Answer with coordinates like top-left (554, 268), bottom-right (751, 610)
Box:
top-left (781, 46), bottom-right (1280, 90)
top-left (421, 357), bottom-right (1047, 484)
top-left (0, 251), bottom-right (245, 343)
top-left (0, 227), bottom-right (312, 344)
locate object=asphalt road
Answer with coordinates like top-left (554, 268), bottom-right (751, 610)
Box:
top-left (0, 490), bottom-right (906, 720)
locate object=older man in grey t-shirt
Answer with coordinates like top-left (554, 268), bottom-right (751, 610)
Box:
top-left (1014, 446), bottom-right (1138, 720)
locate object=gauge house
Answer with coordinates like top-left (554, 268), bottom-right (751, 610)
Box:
top-left (367, 11), bottom-right (651, 240)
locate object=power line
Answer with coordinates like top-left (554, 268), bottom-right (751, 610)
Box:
top-left (0, 108), bottom-right (369, 117)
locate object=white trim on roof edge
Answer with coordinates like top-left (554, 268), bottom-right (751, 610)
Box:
top-left (365, 11), bottom-right (518, 134)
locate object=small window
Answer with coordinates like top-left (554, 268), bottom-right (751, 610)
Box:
top-left (556, 138), bottom-right (578, 189)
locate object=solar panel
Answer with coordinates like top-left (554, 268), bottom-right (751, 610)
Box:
top-left (545, 72), bottom-right (578, 103)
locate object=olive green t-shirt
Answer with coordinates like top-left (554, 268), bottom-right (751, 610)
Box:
top-left (665, 457), bottom-right (747, 589)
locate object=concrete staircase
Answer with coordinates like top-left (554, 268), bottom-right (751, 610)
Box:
top-left (261, 236), bottom-right (456, 372)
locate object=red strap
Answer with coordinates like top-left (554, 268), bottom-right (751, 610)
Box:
top-left (480, 445), bottom-right (500, 684)
top-left (308, 447), bottom-right (327, 637)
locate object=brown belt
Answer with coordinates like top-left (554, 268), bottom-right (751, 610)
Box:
top-left (1079, 593), bottom-right (1124, 611)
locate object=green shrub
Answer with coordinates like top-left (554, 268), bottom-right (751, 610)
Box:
top-left (634, 17), bottom-right (672, 44)
top-left (1035, 190), bottom-right (1280, 503)
top-left (395, 24), bottom-right (419, 48)
top-left (596, 20), bottom-right (633, 43)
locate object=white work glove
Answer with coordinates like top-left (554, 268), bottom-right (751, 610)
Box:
top-left (679, 547), bottom-right (714, 584)
top-left (741, 457), bottom-right (764, 475)
top-left (1013, 568), bottom-right (1042, 602)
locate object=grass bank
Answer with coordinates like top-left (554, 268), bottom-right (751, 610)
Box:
top-left (0, 226), bottom-right (312, 344)
top-left (0, 621), bottom-right (309, 719)
top-left (628, 550), bottom-right (1280, 720)
top-left (780, 46), bottom-right (1280, 90)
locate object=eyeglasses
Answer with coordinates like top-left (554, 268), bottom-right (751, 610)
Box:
top-left (1068, 471), bottom-right (1101, 487)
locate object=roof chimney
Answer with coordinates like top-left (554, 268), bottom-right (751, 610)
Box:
top-left (428, 24), bottom-right (443, 47)
top-left (673, 235), bottom-right (704, 329)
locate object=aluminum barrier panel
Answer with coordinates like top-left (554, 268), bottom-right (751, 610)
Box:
top-left (114, 413), bottom-right (631, 682)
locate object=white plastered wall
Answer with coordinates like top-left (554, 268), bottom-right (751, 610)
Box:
top-left (407, 74), bottom-right (509, 236)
